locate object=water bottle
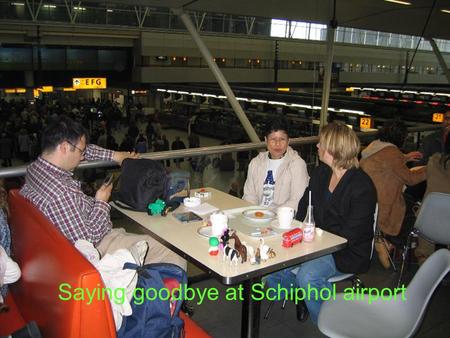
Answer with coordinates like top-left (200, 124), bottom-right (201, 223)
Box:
top-left (303, 205), bottom-right (315, 242)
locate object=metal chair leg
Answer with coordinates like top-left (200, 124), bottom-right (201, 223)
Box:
top-left (397, 232), bottom-right (413, 288)
top-left (263, 300), bottom-right (275, 319)
top-left (381, 237), bottom-right (398, 272)
top-left (264, 298), bottom-right (288, 319)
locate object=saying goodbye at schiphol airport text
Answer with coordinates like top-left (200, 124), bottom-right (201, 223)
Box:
top-left (59, 282), bottom-right (407, 306)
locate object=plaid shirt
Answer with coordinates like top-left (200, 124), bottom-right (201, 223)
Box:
top-left (20, 144), bottom-right (114, 245)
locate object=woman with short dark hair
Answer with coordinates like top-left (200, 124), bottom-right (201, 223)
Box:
top-left (242, 117), bottom-right (308, 210)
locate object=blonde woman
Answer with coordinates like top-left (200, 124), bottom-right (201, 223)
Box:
top-left (265, 122), bottom-right (377, 324)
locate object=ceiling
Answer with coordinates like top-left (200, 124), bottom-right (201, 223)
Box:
top-left (90, 0), bottom-right (450, 41)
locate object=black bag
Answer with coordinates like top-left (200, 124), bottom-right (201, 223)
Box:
top-left (116, 158), bottom-right (169, 211)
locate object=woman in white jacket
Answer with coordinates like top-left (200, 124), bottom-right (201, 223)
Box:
top-left (243, 117), bottom-right (309, 210)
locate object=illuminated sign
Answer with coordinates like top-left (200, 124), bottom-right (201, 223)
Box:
top-left (4, 88), bottom-right (26, 94)
top-left (33, 86), bottom-right (54, 97)
top-left (360, 116), bottom-right (373, 129)
top-left (72, 78), bottom-right (107, 89)
top-left (40, 86), bottom-right (53, 92)
top-left (277, 88), bottom-right (290, 92)
top-left (432, 113), bottom-right (444, 123)
top-left (63, 87), bottom-right (77, 92)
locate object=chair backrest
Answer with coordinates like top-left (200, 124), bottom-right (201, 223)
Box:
top-left (8, 190), bottom-right (117, 338)
top-left (403, 249), bottom-right (450, 337)
top-left (415, 192), bottom-right (450, 245)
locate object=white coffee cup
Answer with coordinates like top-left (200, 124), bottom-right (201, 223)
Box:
top-left (277, 207), bottom-right (295, 229)
top-left (210, 212), bottom-right (228, 236)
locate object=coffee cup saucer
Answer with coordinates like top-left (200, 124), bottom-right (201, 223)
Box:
top-left (270, 219), bottom-right (295, 231)
top-left (270, 219), bottom-right (302, 231)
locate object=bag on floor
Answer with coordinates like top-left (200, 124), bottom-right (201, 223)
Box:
top-left (117, 263), bottom-right (187, 338)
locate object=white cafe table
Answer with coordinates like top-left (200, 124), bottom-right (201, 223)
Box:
top-left (111, 187), bottom-right (347, 338)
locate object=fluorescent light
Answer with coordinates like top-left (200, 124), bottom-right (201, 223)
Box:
top-left (236, 97), bottom-right (249, 101)
top-left (419, 92), bottom-right (434, 95)
top-left (204, 94), bottom-right (217, 98)
top-left (440, 9), bottom-right (450, 14)
top-left (11, 2), bottom-right (25, 6)
top-left (190, 92), bottom-right (202, 96)
top-left (250, 99), bottom-right (268, 103)
top-left (384, 0), bottom-right (411, 5)
top-left (156, 89), bottom-right (166, 92)
top-left (339, 109), bottom-right (366, 115)
top-left (177, 91), bottom-right (189, 95)
top-left (43, 4), bottom-right (56, 8)
top-left (74, 6), bottom-right (86, 11)
top-left (290, 104), bottom-right (312, 109)
top-left (218, 95), bottom-right (227, 99)
top-left (167, 90), bottom-right (177, 93)
top-left (107, 9), bottom-right (113, 13)
top-left (268, 101), bottom-right (287, 106)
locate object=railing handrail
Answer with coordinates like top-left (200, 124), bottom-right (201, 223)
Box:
top-left (0, 124), bottom-right (440, 179)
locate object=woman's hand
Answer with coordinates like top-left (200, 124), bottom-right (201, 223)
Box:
top-left (404, 151), bottom-right (423, 163)
top-left (113, 151), bottom-right (139, 165)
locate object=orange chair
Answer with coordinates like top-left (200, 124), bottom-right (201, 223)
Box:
top-left (0, 189), bottom-right (210, 338)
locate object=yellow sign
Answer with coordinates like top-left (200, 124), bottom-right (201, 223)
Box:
top-left (4, 88), bottom-right (26, 94)
top-left (40, 86), bottom-right (53, 92)
top-left (432, 113), bottom-right (444, 123)
top-left (63, 87), bottom-right (77, 92)
top-left (33, 86), bottom-right (54, 97)
top-left (277, 88), bottom-right (290, 92)
top-left (360, 116), bottom-right (373, 129)
top-left (73, 78), bottom-right (107, 89)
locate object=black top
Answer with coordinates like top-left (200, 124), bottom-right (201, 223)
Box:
top-left (297, 164), bottom-right (377, 273)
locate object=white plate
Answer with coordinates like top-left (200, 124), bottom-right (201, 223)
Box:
top-left (197, 226), bottom-right (212, 238)
top-left (242, 209), bottom-right (276, 222)
top-left (270, 219), bottom-right (301, 231)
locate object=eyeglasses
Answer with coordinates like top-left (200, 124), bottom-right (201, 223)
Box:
top-left (66, 141), bottom-right (86, 156)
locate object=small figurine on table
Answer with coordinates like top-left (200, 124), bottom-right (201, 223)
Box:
top-left (220, 228), bottom-right (230, 249)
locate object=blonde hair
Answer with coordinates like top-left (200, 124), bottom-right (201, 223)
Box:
top-left (319, 122), bottom-right (360, 169)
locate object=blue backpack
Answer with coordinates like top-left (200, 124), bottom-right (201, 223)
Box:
top-left (118, 263), bottom-right (187, 338)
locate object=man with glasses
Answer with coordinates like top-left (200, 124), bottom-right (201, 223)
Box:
top-left (20, 116), bottom-right (186, 269)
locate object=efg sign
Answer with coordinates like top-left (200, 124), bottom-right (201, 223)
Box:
top-left (72, 77), bottom-right (107, 89)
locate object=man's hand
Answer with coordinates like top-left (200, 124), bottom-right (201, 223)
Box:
top-left (95, 182), bottom-right (113, 202)
top-left (404, 151), bottom-right (423, 163)
top-left (113, 151), bottom-right (139, 165)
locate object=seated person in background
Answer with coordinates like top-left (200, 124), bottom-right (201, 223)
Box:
top-left (20, 116), bottom-right (186, 270)
top-left (406, 110), bottom-right (450, 200)
top-left (360, 120), bottom-right (426, 268)
top-left (265, 122), bottom-right (376, 324)
top-left (418, 110), bottom-right (450, 164)
top-left (415, 134), bottom-right (450, 264)
top-left (243, 117), bottom-right (309, 211)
